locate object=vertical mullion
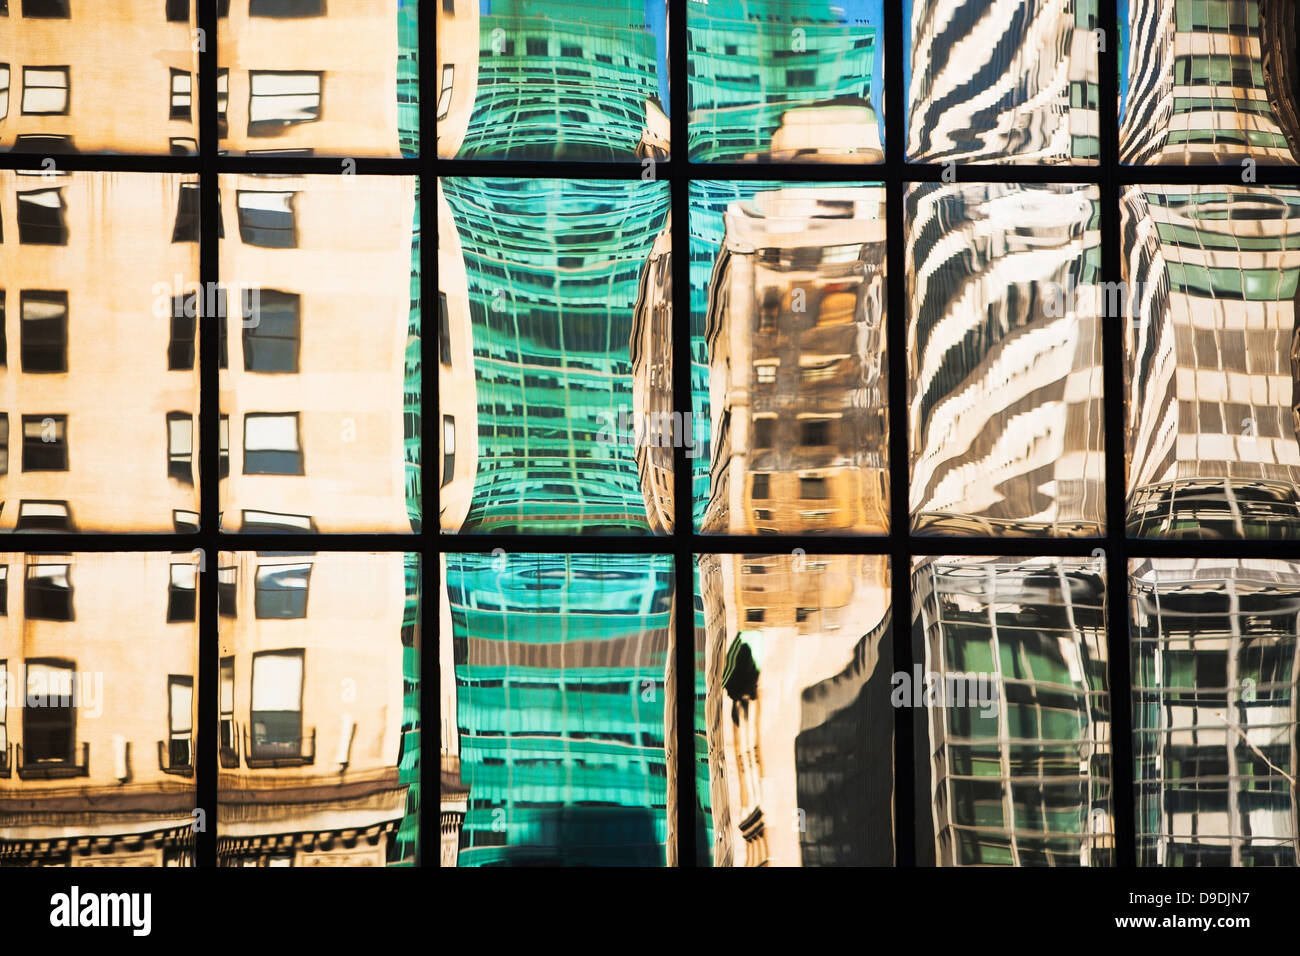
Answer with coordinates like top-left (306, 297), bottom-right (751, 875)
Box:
top-left (884, 0), bottom-right (915, 868)
top-left (670, 0), bottom-right (697, 869)
top-left (1098, 1), bottom-right (1135, 867)
top-left (196, 0), bottom-right (220, 869)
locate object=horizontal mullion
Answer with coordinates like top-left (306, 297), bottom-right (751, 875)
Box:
top-left (435, 159), bottom-right (670, 180)
top-left (218, 156), bottom-right (420, 176)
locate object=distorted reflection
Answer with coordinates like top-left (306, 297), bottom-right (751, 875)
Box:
top-left (907, 182), bottom-right (1105, 536)
top-left (912, 555), bottom-right (1112, 866)
top-left (696, 553), bottom-right (893, 866)
top-left (687, 0), bottom-right (884, 163)
top-left (438, 179), bottom-right (673, 534)
top-left (905, 0), bottom-right (1100, 164)
top-left (441, 553), bottom-right (676, 866)
top-left (1120, 0), bottom-right (1299, 165)
top-left (695, 184), bottom-right (889, 534)
top-left (1131, 559), bottom-right (1299, 866)
top-left (1123, 185), bottom-right (1300, 537)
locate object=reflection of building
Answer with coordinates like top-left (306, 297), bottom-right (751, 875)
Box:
top-left (219, 174), bottom-right (419, 533)
top-left (630, 215), bottom-right (675, 534)
top-left (438, 178), bottom-right (671, 534)
top-left (1123, 185), bottom-right (1300, 537)
top-left (698, 553), bottom-right (892, 867)
top-left (442, 553), bottom-right (674, 866)
top-left (686, 0), bottom-right (880, 162)
top-left (1120, 0), bottom-right (1299, 164)
top-left (0, 5), bottom-right (199, 154)
top-left (217, 551), bottom-right (419, 867)
top-left (0, 171), bottom-right (199, 533)
top-left (435, 0), bottom-right (482, 157)
top-left (1131, 559), bottom-right (1299, 866)
top-left (448, 0), bottom-right (666, 160)
top-left (912, 556), bottom-right (1112, 867)
top-left (907, 181), bottom-right (1105, 535)
top-left (218, 0), bottom-right (418, 157)
top-left (0, 552), bottom-right (197, 867)
top-left (702, 186), bottom-right (888, 535)
top-left (906, 0), bottom-right (1099, 163)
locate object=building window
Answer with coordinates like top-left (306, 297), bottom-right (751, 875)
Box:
top-left (219, 657), bottom-right (237, 766)
top-left (170, 137), bottom-right (197, 155)
top-left (21, 66), bottom-right (68, 115)
top-left (218, 566), bottom-right (236, 617)
top-left (167, 412), bottom-right (193, 484)
top-left (20, 291), bottom-right (68, 373)
top-left (17, 188), bottom-right (67, 245)
top-left (14, 134), bottom-right (73, 153)
top-left (173, 509), bottom-right (199, 533)
top-left (169, 293), bottom-right (197, 369)
top-left (25, 563), bottom-right (72, 621)
top-left (22, 660), bottom-right (76, 772)
top-left (248, 71), bottom-right (322, 136)
top-left (753, 417), bottom-right (775, 448)
top-left (172, 182), bottom-right (200, 242)
top-left (241, 510), bottom-right (313, 532)
top-left (167, 562), bottom-right (196, 622)
top-left (800, 476), bottom-right (829, 499)
top-left (251, 0), bottom-right (324, 15)
top-left (249, 649), bottom-right (307, 764)
top-left (21, 0), bottom-right (70, 16)
top-left (0, 292), bottom-right (5, 364)
top-left (243, 413), bottom-right (302, 474)
top-left (756, 364), bottom-right (776, 384)
top-left (438, 64), bottom-right (453, 121)
top-left (0, 415), bottom-right (7, 475)
top-left (236, 191), bottom-right (296, 247)
top-left (170, 69), bottom-right (192, 121)
top-left (442, 415), bottom-right (455, 487)
top-left (166, 0), bottom-right (188, 21)
top-left (219, 414), bottom-right (230, 478)
top-left (0, 567), bottom-right (7, 616)
top-left (21, 415), bottom-right (67, 471)
top-left (439, 291), bottom-right (451, 364)
top-left (217, 68), bottom-right (229, 138)
top-left (164, 676), bottom-right (194, 773)
top-left (799, 418), bottom-right (832, 446)
top-left (16, 500), bottom-right (71, 531)
top-left (254, 563), bottom-right (310, 619)
top-left (0, 660), bottom-right (7, 775)
top-left (752, 473), bottom-right (770, 498)
top-left (0, 64), bottom-right (9, 120)
top-left (242, 289), bottom-right (300, 371)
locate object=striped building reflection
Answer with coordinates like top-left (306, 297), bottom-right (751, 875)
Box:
top-left (905, 0), bottom-right (1100, 163)
top-left (699, 185), bottom-right (889, 535)
top-left (1120, 0), bottom-right (1299, 164)
top-left (697, 553), bottom-right (893, 866)
top-left (437, 178), bottom-right (672, 534)
top-left (1122, 185), bottom-right (1300, 537)
top-left (1131, 559), bottom-right (1299, 866)
top-left (686, 0), bottom-right (882, 162)
top-left (441, 553), bottom-right (675, 866)
top-left (912, 556), bottom-right (1112, 866)
top-left (906, 181), bottom-right (1105, 535)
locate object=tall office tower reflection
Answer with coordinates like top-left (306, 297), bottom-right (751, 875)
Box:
top-left (1120, 0), bottom-right (1299, 165)
top-left (1131, 559), bottom-right (1299, 866)
top-left (438, 178), bottom-right (672, 534)
top-left (0, 3), bottom-right (200, 155)
top-left (905, 0), bottom-right (1100, 164)
top-left (0, 170), bottom-right (199, 533)
top-left (219, 174), bottom-right (420, 534)
top-left (436, 0), bottom-right (670, 160)
top-left (698, 185), bottom-right (889, 535)
top-left (1123, 185), bottom-right (1300, 537)
top-left (219, 0), bottom-right (420, 158)
top-left (912, 556), bottom-right (1113, 866)
top-left (441, 553), bottom-right (676, 866)
top-left (217, 551), bottom-right (421, 867)
top-left (906, 181), bottom-right (1105, 535)
top-left (0, 552), bottom-right (198, 866)
top-left (696, 553), bottom-right (893, 866)
top-left (686, 0), bottom-right (883, 162)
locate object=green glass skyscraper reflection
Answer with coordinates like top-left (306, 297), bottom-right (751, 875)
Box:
top-left (443, 554), bottom-right (675, 866)
top-left (440, 178), bottom-right (671, 533)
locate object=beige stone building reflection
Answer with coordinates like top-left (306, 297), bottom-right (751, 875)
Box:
top-left (0, 170), bottom-right (200, 533)
top-left (702, 187), bottom-right (888, 535)
top-left (631, 214), bottom-right (675, 534)
top-left (219, 174), bottom-right (418, 534)
top-left (217, 550), bottom-right (419, 867)
top-left (0, 5), bottom-right (199, 154)
top-left (0, 551), bottom-right (198, 866)
top-left (698, 553), bottom-right (892, 866)
top-left (435, 0), bottom-right (481, 157)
